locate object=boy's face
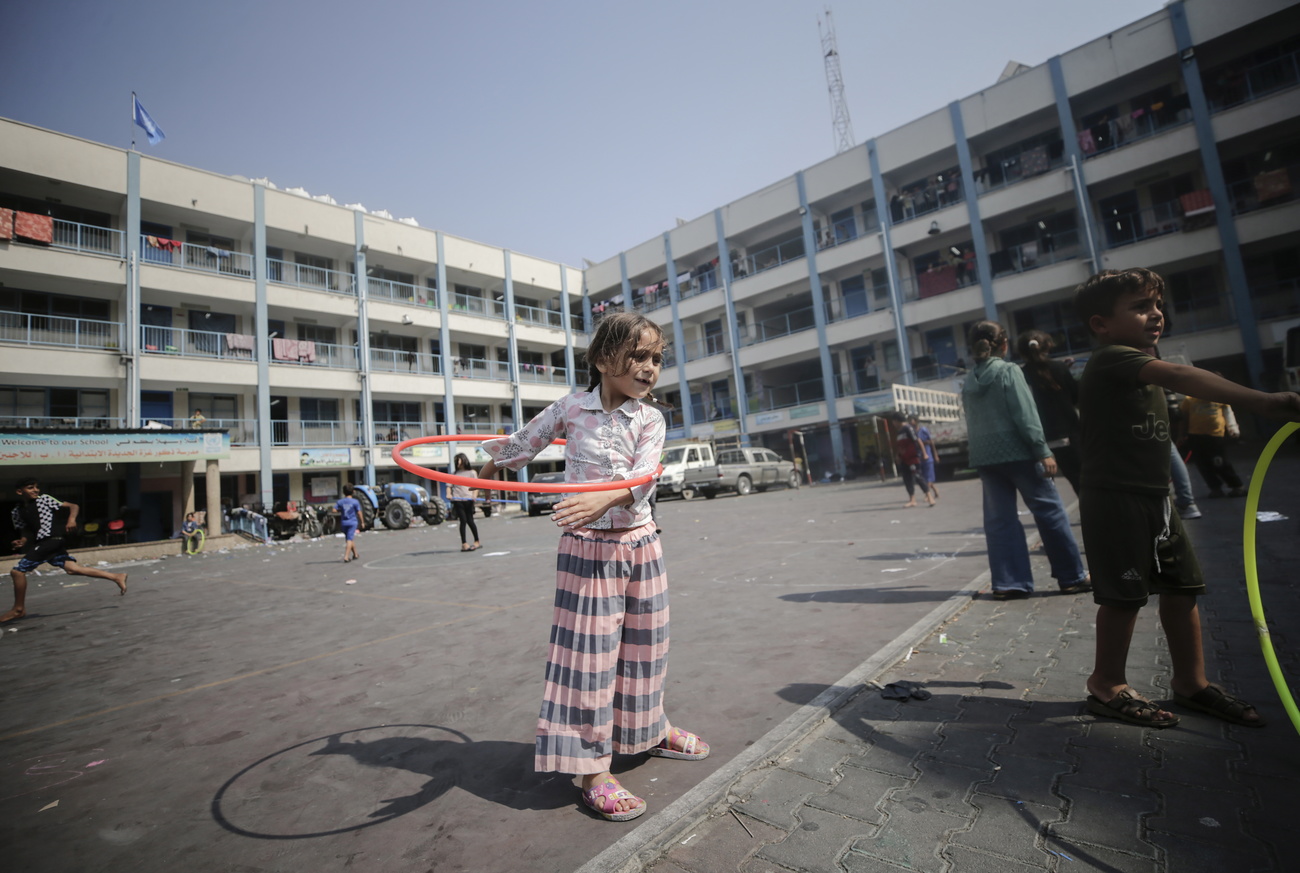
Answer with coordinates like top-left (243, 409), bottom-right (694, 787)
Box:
top-left (16, 483), bottom-right (40, 501)
top-left (1090, 286), bottom-right (1164, 350)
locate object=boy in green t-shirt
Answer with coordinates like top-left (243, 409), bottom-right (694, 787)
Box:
top-left (1075, 268), bottom-right (1300, 728)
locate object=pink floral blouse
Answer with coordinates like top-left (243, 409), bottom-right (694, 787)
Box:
top-left (482, 391), bottom-right (665, 529)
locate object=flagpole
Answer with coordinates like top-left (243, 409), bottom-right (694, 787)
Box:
top-left (130, 91), bottom-right (136, 151)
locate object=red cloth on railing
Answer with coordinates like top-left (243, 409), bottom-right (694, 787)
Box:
top-left (14, 212), bottom-right (54, 244)
top-left (0, 208), bottom-right (13, 240)
top-left (918, 265), bottom-right (959, 299)
top-left (1179, 189), bottom-right (1215, 216)
top-left (1254, 169), bottom-right (1292, 203)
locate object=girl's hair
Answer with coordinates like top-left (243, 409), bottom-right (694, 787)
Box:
top-left (967, 320), bottom-right (1008, 363)
top-left (1016, 328), bottom-right (1061, 391)
top-left (586, 311), bottom-right (666, 400)
top-left (454, 452), bottom-right (471, 471)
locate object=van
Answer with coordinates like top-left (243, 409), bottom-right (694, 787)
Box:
top-left (657, 442), bottom-right (715, 498)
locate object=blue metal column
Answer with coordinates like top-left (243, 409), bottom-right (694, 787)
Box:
top-left (436, 233), bottom-right (456, 490)
top-left (619, 252), bottom-right (632, 302)
top-left (796, 171), bottom-right (846, 477)
top-left (354, 212), bottom-right (376, 486)
top-left (949, 102), bottom-right (997, 321)
top-left (560, 268), bottom-right (577, 391)
top-left (1170, 0), bottom-right (1264, 388)
top-left (125, 152), bottom-right (141, 427)
top-left (867, 139), bottom-right (914, 384)
top-left (713, 209), bottom-right (748, 439)
top-left (1049, 56), bottom-right (1101, 270)
top-left (253, 184), bottom-right (273, 508)
top-left (581, 279), bottom-right (592, 333)
top-left (503, 252), bottom-right (528, 507)
top-left (663, 232), bottom-right (693, 437)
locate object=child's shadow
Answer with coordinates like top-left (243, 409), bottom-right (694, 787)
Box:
top-left (211, 725), bottom-right (571, 839)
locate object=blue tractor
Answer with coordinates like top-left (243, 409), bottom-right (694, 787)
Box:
top-left (353, 482), bottom-right (449, 530)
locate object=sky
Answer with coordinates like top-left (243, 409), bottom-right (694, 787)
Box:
top-left (1, 0), bottom-right (1165, 269)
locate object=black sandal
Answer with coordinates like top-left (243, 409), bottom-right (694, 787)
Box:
top-left (1173, 683), bottom-right (1265, 727)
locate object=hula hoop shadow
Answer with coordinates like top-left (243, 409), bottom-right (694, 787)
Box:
top-left (210, 725), bottom-right (565, 839)
top-left (391, 434), bottom-right (661, 493)
top-left (1242, 421), bottom-right (1300, 735)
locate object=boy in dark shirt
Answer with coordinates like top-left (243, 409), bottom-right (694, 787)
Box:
top-left (5, 477), bottom-right (129, 623)
top-left (1075, 269), bottom-right (1300, 728)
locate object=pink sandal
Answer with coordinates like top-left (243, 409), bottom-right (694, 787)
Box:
top-left (647, 727), bottom-right (710, 761)
top-left (581, 778), bottom-right (646, 822)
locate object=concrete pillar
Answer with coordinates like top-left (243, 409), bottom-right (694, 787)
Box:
top-left (205, 459), bottom-right (221, 534)
top-left (181, 462), bottom-right (195, 519)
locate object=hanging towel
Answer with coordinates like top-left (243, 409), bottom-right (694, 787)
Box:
top-left (1254, 169), bottom-right (1292, 203)
top-left (272, 337), bottom-right (292, 360)
top-left (298, 340), bottom-right (316, 362)
top-left (14, 212), bottom-right (54, 244)
top-left (1179, 190), bottom-right (1215, 217)
top-left (0, 207), bottom-right (13, 239)
top-left (225, 333), bottom-right (255, 351)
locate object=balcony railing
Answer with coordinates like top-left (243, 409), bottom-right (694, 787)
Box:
top-left (1078, 108), bottom-right (1190, 159)
top-left (517, 362), bottom-right (569, 385)
top-left (375, 420), bottom-right (444, 442)
top-left (836, 369), bottom-right (886, 397)
top-left (367, 276), bottom-right (432, 306)
top-left (52, 219), bottom-right (123, 256)
top-left (1250, 277), bottom-right (1300, 321)
top-left (516, 302), bottom-right (566, 328)
top-left (451, 356), bottom-right (513, 381)
top-left (140, 237), bottom-right (255, 278)
top-left (0, 416), bottom-right (125, 429)
top-left (746, 377), bottom-right (826, 412)
top-left (739, 306), bottom-right (818, 347)
top-left (1227, 163), bottom-right (1299, 215)
top-left (679, 269), bottom-right (720, 300)
top-left (370, 348), bottom-right (443, 375)
top-left (989, 229), bottom-right (1082, 278)
top-left (268, 338), bottom-right (358, 369)
top-left (457, 420), bottom-right (516, 435)
top-left (975, 144), bottom-right (1065, 194)
top-left (733, 234), bottom-right (806, 279)
top-left (1207, 47), bottom-right (1300, 112)
top-left (142, 325), bottom-right (257, 361)
top-left (1, 311), bottom-right (123, 351)
top-left (898, 263), bottom-right (981, 301)
top-left (890, 181), bottom-right (966, 224)
top-left (451, 293), bottom-right (505, 319)
top-left (1096, 200), bottom-right (1189, 249)
top-left (267, 258), bottom-right (356, 295)
top-left (678, 335), bottom-right (728, 363)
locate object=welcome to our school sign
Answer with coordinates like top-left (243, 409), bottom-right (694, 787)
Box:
top-left (0, 431), bottom-right (231, 465)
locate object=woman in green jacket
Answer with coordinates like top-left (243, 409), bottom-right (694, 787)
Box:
top-left (963, 321), bottom-right (1089, 599)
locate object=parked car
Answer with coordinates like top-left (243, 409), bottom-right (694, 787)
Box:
top-left (657, 441), bottom-right (715, 499)
top-left (682, 447), bottom-right (801, 498)
top-left (527, 471), bottom-right (568, 516)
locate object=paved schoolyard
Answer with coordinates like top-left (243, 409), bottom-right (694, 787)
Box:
top-left (2, 472), bottom-right (1026, 872)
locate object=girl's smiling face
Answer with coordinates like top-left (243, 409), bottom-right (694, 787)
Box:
top-left (595, 328), bottom-right (664, 410)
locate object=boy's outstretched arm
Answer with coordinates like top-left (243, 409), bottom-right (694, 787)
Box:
top-left (1139, 360), bottom-right (1300, 420)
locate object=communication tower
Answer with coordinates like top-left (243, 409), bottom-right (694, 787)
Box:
top-left (819, 7), bottom-right (856, 154)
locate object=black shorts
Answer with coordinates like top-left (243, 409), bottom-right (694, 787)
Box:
top-left (1079, 488), bottom-right (1205, 608)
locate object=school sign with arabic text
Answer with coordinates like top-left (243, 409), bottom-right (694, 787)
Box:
top-left (0, 430), bottom-right (231, 465)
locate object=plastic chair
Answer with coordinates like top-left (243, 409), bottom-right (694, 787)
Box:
top-left (106, 519), bottom-right (128, 545)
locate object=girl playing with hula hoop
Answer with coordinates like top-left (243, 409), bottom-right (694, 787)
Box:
top-left (476, 312), bottom-right (710, 822)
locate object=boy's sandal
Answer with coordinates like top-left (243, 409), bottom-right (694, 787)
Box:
top-left (1173, 683), bottom-right (1266, 727)
top-left (1060, 575), bottom-right (1093, 594)
top-left (1085, 689), bottom-right (1179, 728)
top-left (581, 778), bottom-right (646, 822)
top-left (647, 727), bottom-right (710, 760)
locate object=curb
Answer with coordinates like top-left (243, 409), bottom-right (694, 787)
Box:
top-left (576, 568), bottom-right (991, 873)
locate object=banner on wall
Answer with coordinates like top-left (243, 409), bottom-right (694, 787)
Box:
top-left (309, 476), bottom-right (339, 498)
top-left (0, 430), bottom-right (229, 465)
top-left (299, 448), bottom-right (351, 467)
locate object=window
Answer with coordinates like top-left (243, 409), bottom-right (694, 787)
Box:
top-left (298, 324), bottom-right (337, 344)
top-left (1011, 300), bottom-right (1090, 356)
top-left (295, 253), bottom-right (333, 289)
top-left (189, 394), bottom-right (237, 423)
top-left (883, 340), bottom-right (901, 371)
top-left (300, 398), bottom-right (340, 421)
top-left (840, 276), bottom-right (868, 318)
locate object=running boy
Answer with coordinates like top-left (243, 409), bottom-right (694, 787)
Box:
top-left (1075, 268), bottom-right (1300, 727)
top-left (5, 478), bottom-right (128, 623)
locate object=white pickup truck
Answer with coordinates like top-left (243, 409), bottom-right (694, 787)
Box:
top-left (682, 446), bottom-right (801, 498)
top-left (657, 441), bottom-right (716, 498)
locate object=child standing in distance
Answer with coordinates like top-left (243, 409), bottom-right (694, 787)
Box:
top-left (335, 483), bottom-right (365, 564)
top-left (894, 419), bottom-right (934, 508)
top-left (477, 312), bottom-right (710, 822)
top-left (1075, 268), bottom-right (1300, 727)
top-left (5, 478), bottom-right (128, 623)
top-left (908, 414), bottom-right (940, 502)
top-left (449, 453), bottom-right (481, 552)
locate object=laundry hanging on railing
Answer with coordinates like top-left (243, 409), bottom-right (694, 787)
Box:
top-left (1254, 169), bottom-right (1292, 203)
top-left (1179, 189), bottom-right (1215, 217)
top-left (13, 211), bottom-right (54, 244)
top-left (145, 235), bottom-right (182, 252)
top-left (0, 208), bottom-right (13, 240)
top-left (225, 333), bottom-right (256, 352)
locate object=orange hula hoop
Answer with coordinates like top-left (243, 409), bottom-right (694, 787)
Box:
top-left (391, 435), bottom-right (662, 493)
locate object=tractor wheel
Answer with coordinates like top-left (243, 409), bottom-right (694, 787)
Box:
top-left (360, 500), bottom-right (376, 530)
top-left (424, 496), bottom-right (448, 526)
top-left (383, 498), bottom-right (413, 530)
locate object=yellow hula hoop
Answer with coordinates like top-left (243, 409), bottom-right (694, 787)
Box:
top-left (1242, 421), bottom-right (1300, 735)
